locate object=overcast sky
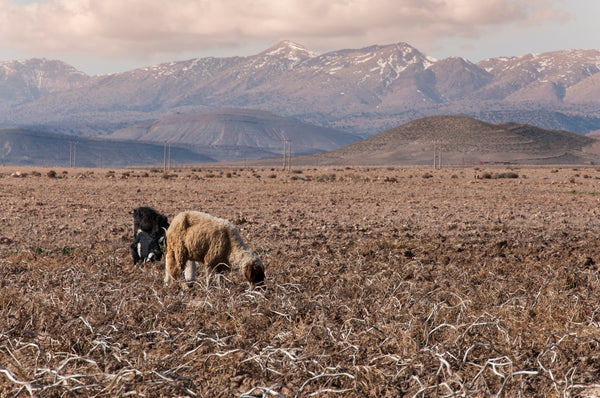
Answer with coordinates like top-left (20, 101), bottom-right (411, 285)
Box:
top-left (0, 0), bottom-right (598, 76)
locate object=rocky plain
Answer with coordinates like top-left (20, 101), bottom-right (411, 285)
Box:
top-left (1, 164), bottom-right (600, 397)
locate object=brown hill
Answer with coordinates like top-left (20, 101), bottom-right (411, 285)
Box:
top-left (299, 115), bottom-right (600, 166)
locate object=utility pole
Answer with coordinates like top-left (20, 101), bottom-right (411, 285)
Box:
top-left (282, 139), bottom-right (290, 170)
top-left (69, 141), bottom-right (77, 168)
top-left (163, 141), bottom-right (167, 172)
top-left (433, 140), bottom-right (442, 169)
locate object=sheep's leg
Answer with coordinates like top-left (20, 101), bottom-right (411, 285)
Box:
top-left (184, 260), bottom-right (197, 286)
top-left (164, 247), bottom-right (182, 285)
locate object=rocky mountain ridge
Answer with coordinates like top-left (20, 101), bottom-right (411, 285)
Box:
top-left (1, 41), bottom-right (600, 137)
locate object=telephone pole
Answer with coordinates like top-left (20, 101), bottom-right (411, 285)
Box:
top-left (163, 141), bottom-right (167, 172)
top-left (282, 139), bottom-right (291, 170)
top-left (69, 141), bottom-right (77, 168)
top-left (433, 140), bottom-right (442, 169)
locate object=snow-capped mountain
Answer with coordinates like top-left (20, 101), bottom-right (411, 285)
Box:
top-left (2, 41), bottom-right (600, 136)
top-left (476, 50), bottom-right (600, 102)
top-left (0, 58), bottom-right (88, 103)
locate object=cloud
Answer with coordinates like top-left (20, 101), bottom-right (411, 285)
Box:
top-left (0, 0), bottom-right (570, 59)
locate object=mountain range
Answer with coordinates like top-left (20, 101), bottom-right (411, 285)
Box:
top-left (2, 40), bottom-right (600, 140)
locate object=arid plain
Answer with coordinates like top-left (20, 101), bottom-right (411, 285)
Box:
top-left (1, 165), bottom-right (600, 397)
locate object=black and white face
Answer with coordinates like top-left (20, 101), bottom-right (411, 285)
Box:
top-left (146, 242), bottom-right (163, 263)
top-left (135, 231), bottom-right (163, 264)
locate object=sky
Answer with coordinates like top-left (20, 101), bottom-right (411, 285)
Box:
top-left (0, 0), bottom-right (598, 76)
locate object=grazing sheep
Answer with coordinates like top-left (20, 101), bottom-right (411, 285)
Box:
top-left (131, 206), bottom-right (169, 264)
top-left (165, 211), bottom-right (265, 287)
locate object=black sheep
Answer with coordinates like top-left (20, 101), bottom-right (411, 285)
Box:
top-left (133, 206), bottom-right (169, 246)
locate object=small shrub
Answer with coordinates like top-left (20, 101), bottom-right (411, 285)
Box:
top-left (494, 172), bottom-right (519, 179)
top-left (422, 173), bottom-right (433, 179)
top-left (47, 170), bottom-right (57, 178)
top-left (316, 173), bottom-right (336, 182)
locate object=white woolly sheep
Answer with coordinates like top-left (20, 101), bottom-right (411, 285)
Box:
top-left (165, 211), bottom-right (265, 288)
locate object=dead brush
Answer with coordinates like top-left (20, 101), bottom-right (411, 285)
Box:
top-left (2, 236), bottom-right (600, 397)
top-left (4, 168), bottom-right (600, 396)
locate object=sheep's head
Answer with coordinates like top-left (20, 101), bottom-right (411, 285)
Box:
top-left (245, 257), bottom-right (265, 286)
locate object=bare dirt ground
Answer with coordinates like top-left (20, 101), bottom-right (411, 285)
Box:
top-left (1, 165), bottom-right (600, 397)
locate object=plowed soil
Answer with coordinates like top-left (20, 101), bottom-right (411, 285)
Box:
top-left (1, 165), bottom-right (600, 397)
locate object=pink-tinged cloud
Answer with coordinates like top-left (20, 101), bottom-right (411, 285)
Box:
top-left (0, 0), bottom-right (571, 59)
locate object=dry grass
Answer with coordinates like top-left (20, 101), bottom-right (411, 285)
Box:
top-left (1, 166), bottom-right (600, 397)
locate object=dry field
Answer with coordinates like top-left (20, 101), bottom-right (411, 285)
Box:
top-left (1, 165), bottom-right (600, 397)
